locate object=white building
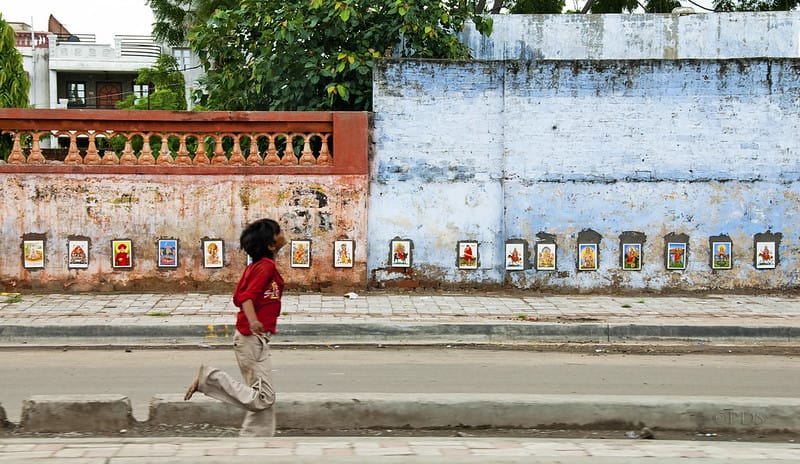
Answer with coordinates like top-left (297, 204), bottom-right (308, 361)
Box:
top-left (11, 15), bottom-right (200, 110)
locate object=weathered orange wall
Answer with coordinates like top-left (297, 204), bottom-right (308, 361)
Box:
top-left (0, 172), bottom-right (367, 292)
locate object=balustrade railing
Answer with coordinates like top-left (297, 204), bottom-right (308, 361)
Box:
top-left (0, 109), bottom-right (368, 173)
top-left (14, 32), bottom-right (50, 48)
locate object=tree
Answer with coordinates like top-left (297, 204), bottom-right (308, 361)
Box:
top-left (0, 14), bottom-right (29, 109)
top-left (714, 0), bottom-right (798, 10)
top-left (148, 0), bottom-right (239, 46)
top-left (117, 54), bottom-right (187, 110)
top-left (509, 0), bottom-right (566, 13)
top-left (644, 0), bottom-right (681, 12)
top-left (0, 13), bottom-right (30, 159)
top-left (150, 0), bottom-right (492, 111)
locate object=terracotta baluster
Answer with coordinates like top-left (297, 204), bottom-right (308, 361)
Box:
top-left (174, 135), bottom-right (192, 165)
top-left (281, 135), bottom-right (299, 165)
top-left (64, 133), bottom-right (83, 165)
top-left (229, 136), bottom-right (246, 165)
top-left (84, 133), bottom-right (99, 164)
top-left (138, 136), bottom-right (156, 164)
top-left (156, 137), bottom-right (174, 165)
top-left (27, 133), bottom-right (46, 164)
top-left (263, 136), bottom-right (281, 165)
top-left (120, 138), bottom-right (137, 165)
top-left (193, 137), bottom-right (209, 165)
top-left (298, 135), bottom-right (316, 165)
top-left (211, 135), bottom-right (227, 165)
top-left (245, 136), bottom-right (263, 165)
top-left (317, 134), bottom-right (332, 165)
top-left (6, 132), bottom-right (25, 164)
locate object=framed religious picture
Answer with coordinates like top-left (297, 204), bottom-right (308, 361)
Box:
top-left (755, 241), bottom-right (776, 269)
top-left (666, 242), bottom-right (687, 270)
top-left (504, 242), bottom-right (526, 271)
top-left (578, 243), bottom-right (598, 271)
top-left (711, 241), bottom-right (732, 270)
top-left (536, 243), bottom-right (557, 271)
top-left (334, 240), bottom-right (354, 268)
top-left (67, 240), bottom-right (90, 269)
top-left (23, 240), bottom-right (45, 269)
top-left (202, 239), bottom-right (224, 268)
top-left (390, 239), bottom-right (412, 268)
top-left (621, 243), bottom-right (642, 271)
top-left (157, 239), bottom-right (179, 268)
top-left (457, 241), bottom-right (479, 270)
top-left (111, 239), bottom-right (133, 269)
top-left (291, 240), bottom-right (312, 268)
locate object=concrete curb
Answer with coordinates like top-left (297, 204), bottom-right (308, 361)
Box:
top-left (5, 393), bottom-right (800, 434)
top-left (1, 322), bottom-right (798, 345)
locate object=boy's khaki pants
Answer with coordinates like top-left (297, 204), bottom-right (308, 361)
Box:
top-left (196, 331), bottom-right (276, 437)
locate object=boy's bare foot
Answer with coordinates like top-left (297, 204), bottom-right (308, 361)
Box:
top-left (184, 365), bottom-right (204, 400)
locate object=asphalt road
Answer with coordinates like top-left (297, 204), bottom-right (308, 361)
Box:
top-left (1, 347), bottom-right (798, 422)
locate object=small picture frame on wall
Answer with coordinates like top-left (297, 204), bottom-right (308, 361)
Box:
top-left (578, 243), bottom-right (598, 271)
top-left (711, 241), bottom-right (732, 270)
top-left (457, 241), bottom-right (479, 270)
top-left (390, 239), bottom-right (412, 268)
top-left (755, 241), bottom-right (776, 269)
top-left (504, 242), bottom-right (526, 271)
top-left (666, 242), bottom-right (687, 270)
top-left (157, 239), bottom-right (179, 268)
top-left (202, 239), bottom-right (224, 268)
top-left (111, 239), bottom-right (133, 269)
top-left (536, 243), bottom-right (557, 271)
top-left (334, 240), bottom-right (354, 268)
top-left (622, 243), bottom-right (642, 271)
top-left (67, 240), bottom-right (89, 269)
top-left (23, 240), bottom-right (45, 269)
top-left (291, 240), bottom-right (311, 268)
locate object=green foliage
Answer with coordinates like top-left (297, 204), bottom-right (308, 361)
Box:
top-left (645, 0), bottom-right (681, 12)
top-left (0, 13), bottom-right (30, 159)
top-left (586, 0), bottom-right (639, 13)
top-left (0, 14), bottom-right (29, 109)
top-left (118, 55), bottom-right (186, 110)
top-left (714, 0), bottom-right (798, 10)
top-left (510, 0), bottom-right (566, 13)
top-left (151, 0), bottom-right (492, 111)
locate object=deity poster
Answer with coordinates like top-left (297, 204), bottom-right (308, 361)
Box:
top-left (334, 240), bottom-right (354, 268)
top-left (536, 243), bottom-right (556, 271)
top-left (755, 241), bottom-right (776, 269)
top-left (67, 240), bottom-right (89, 269)
top-left (291, 240), bottom-right (311, 268)
top-left (578, 243), bottom-right (597, 271)
top-left (157, 239), bottom-right (179, 268)
top-left (111, 239), bottom-right (133, 269)
top-left (203, 239), bottom-right (224, 268)
top-left (457, 241), bottom-right (478, 270)
top-left (23, 240), bottom-right (45, 269)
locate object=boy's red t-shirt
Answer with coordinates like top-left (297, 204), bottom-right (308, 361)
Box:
top-left (233, 257), bottom-right (284, 335)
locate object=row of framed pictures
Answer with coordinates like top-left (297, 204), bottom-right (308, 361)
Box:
top-left (387, 235), bottom-right (781, 271)
top-left (20, 238), bottom-right (356, 270)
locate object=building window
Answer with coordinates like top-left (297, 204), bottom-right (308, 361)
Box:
top-left (67, 82), bottom-right (85, 106)
top-left (173, 48), bottom-right (191, 71)
top-left (133, 84), bottom-right (150, 103)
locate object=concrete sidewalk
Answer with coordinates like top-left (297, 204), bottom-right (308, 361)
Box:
top-left (1, 292), bottom-right (799, 345)
top-left (2, 436), bottom-right (800, 463)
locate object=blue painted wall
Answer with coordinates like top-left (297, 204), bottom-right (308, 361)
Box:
top-left (370, 54), bottom-right (800, 291)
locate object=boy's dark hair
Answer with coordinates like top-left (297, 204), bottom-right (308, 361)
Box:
top-left (240, 218), bottom-right (281, 261)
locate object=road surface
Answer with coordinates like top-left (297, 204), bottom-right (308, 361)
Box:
top-left (1, 348), bottom-right (797, 422)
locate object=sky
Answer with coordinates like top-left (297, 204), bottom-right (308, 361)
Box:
top-left (1, 0), bottom-right (155, 44)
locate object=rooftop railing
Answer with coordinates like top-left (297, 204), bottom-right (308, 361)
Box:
top-left (0, 109), bottom-right (368, 175)
top-left (14, 32), bottom-right (49, 48)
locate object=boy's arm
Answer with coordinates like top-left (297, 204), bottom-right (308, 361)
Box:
top-left (241, 299), bottom-right (264, 335)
